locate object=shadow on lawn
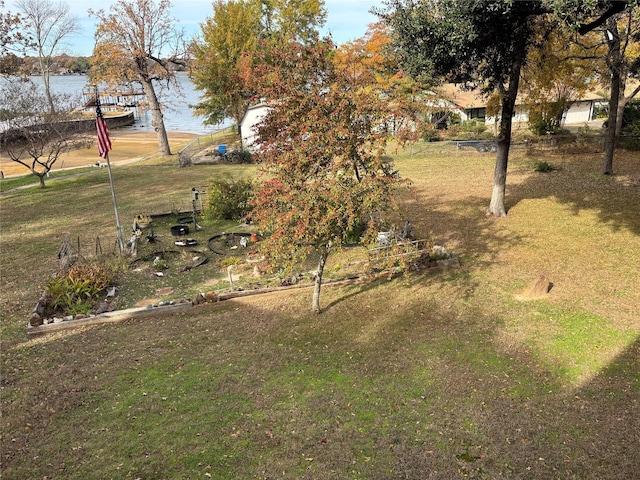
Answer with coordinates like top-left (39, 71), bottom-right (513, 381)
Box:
top-left (454, 332), bottom-right (640, 480)
top-left (238, 293), bottom-right (640, 479)
top-left (1, 285), bottom-right (638, 479)
top-left (334, 286), bottom-right (640, 479)
top-left (507, 149), bottom-right (640, 236)
top-left (400, 186), bottom-right (526, 263)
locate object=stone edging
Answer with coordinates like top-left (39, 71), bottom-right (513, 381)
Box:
top-left (25, 277), bottom-right (359, 336)
top-left (26, 257), bottom-right (460, 336)
top-left (26, 301), bottom-right (194, 336)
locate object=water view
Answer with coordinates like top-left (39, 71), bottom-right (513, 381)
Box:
top-left (28, 73), bottom-right (231, 135)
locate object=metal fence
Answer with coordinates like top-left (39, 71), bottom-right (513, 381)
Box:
top-left (178, 127), bottom-right (231, 167)
top-left (408, 134), bottom-right (640, 156)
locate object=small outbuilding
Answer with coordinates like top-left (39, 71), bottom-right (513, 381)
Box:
top-left (240, 103), bottom-right (271, 151)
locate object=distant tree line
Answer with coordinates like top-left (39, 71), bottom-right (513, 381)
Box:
top-left (2, 53), bottom-right (90, 75)
top-left (2, 53), bottom-right (188, 76)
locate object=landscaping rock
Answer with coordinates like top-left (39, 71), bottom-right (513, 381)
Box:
top-left (519, 275), bottom-right (553, 300)
top-left (93, 301), bottom-right (111, 314)
top-left (27, 298), bottom-right (47, 326)
top-left (193, 292), bottom-right (206, 305)
top-left (205, 291), bottom-right (218, 303)
top-left (29, 312), bottom-right (43, 327)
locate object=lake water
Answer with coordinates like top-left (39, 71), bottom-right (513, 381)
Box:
top-left (28, 73), bottom-right (231, 135)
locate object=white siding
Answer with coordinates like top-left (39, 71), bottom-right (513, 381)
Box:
top-left (484, 102), bottom-right (596, 127)
top-left (563, 101), bottom-right (593, 125)
top-left (240, 105), bottom-right (270, 149)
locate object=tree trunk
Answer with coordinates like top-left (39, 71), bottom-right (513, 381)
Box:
top-left (487, 42), bottom-right (526, 218)
top-left (603, 17), bottom-right (622, 176)
top-left (615, 76), bottom-right (627, 138)
top-left (312, 246), bottom-right (329, 313)
top-left (141, 78), bottom-right (172, 156)
top-left (603, 76), bottom-right (621, 175)
top-left (39, 54), bottom-right (55, 114)
top-left (36, 173), bottom-right (46, 188)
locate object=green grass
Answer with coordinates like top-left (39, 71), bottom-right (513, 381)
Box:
top-left (1, 141), bottom-right (639, 478)
top-left (0, 167), bottom-right (98, 192)
top-left (521, 307), bottom-right (637, 384)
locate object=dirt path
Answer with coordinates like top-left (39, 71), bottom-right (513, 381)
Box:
top-left (0, 131), bottom-right (198, 177)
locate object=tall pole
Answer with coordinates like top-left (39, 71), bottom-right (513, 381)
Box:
top-left (105, 152), bottom-right (125, 254)
top-left (95, 87), bottom-right (125, 254)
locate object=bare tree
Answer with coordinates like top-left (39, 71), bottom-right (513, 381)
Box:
top-left (89, 0), bottom-right (187, 157)
top-left (0, 78), bottom-right (89, 187)
top-left (15, 0), bottom-right (79, 113)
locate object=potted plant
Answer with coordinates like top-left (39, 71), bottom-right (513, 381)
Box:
top-left (135, 214), bottom-right (152, 229)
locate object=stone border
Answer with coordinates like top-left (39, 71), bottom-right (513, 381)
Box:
top-left (26, 301), bottom-right (194, 336)
top-left (25, 277), bottom-right (364, 336)
top-left (26, 255), bottom-right (460, 336)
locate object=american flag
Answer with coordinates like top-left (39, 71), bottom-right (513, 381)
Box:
top-left (95, 94), bottom-right (112, 158)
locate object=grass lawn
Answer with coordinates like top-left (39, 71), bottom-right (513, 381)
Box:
top-left (1, 138), bottom-right (639, 479)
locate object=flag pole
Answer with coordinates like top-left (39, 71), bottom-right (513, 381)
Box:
top-left (104, 151), bottom-right (125, 254)
top-left (95, 88), bottom-right (125, 254)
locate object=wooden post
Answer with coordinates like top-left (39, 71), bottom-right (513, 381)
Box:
top-left (227, 265), bottom-right (235, 292)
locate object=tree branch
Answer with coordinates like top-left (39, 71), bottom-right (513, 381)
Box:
top-left (578, 1), bottom-right (628, 35)
top-left (626, 82), bottom-right (640, 101)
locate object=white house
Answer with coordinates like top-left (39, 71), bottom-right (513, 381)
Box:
top-left (240, 103), bottom-right (271, 150)
top-left (439, 81), bottom-right (639, 127)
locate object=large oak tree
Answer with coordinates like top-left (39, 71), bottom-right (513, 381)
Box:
top-left (89, 0), bottom-right (185, 156)
top-left (381, 0), bottom-right (639, 216)
top-left (598, 6), bottom-right (640, 173)
top-left (381, 0), bottom-right (545, 217)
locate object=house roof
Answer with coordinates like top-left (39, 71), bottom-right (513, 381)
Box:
top-left (440, 79), bottom-right (640, 110)
top-left (438, 84), bottom-right (488, 109)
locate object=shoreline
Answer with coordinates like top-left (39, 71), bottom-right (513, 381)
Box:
top-left (0, 130), bottom-right (199, 177)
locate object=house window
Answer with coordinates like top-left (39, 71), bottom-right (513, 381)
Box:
top-left (468, 108), bottom-right (486, 119)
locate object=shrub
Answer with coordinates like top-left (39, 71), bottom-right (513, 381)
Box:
top-left (220, 257), bottom-right (244, 268)
top-left (238, 149), bottom-right (253, 163)
top-left (448, 111), bottom-right (462, 125)
top-left (620, 121), bottom-right (640, 151)
top-left (622, 100), bottom-right (640, 125)
top-left (460, 119), bottom-right (486, 135)
top-left (444, 124), bottom-right (461, 138)
top-left (534, 161), bottom-right (557, 173)
top-left (205, 176), bottom-right (253, 221)
top-left (622, 120), bottom-right (640, 136)
top-left (45, 263), bottom-right (115, 316)
top-left (593, 104), bottom-right (608, 119)
top-left (528, 99), bottom-right (567, 135)
top-left (422, 125), bottom-right (440, 142)
top-left (529, 111), bottom-right (560, 136)
top-left (621, 100), bottom-right (640, 141)
top-left (224, 149), bottom-right (253, 164)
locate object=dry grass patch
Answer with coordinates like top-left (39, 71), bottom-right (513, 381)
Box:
top-left (0, 131), bottom-right (198, 176)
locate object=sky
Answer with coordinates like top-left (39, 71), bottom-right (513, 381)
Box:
top-left (6, 0), bottom-right (381, 57)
